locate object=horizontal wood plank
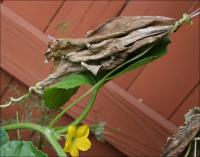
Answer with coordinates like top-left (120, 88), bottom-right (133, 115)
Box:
top-left (169, 84), bottom-right (200, 126)
top-left (45, 0), bottom-right (126, 37)
top-left (0, 68), bottom-right (13, 96)
top-left (3, 0), bottom-right (63, 31)
top-left (1, 5), bottom-right (51, 86)
top-left (70, 0), bottom-right (126, 38)
top-left (45, 0), bottom-right (93, 37)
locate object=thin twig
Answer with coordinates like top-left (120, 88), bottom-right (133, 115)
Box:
top-left (16, 111), bottom-right (21, 140)
top-left (171, 8), bottom-right (200, 33)
top-left (0, 93), bottom-right (30, 108)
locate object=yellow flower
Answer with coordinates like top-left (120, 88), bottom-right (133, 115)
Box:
top-left (64, 124), bottom-right (91, 157)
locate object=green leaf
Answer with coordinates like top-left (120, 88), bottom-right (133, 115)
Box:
top-left (43, 87), bottom-right (78, 109)
top-left (105, 37), bottom-right (170, 81)
top-left (0, 141), bottom-right (48, 157)
top-left (43, 72), bottom-right (95, 109)
top-left (0, 128), bottom-right (9, 146)
top-left (43, 37), bottom-right (170, 109)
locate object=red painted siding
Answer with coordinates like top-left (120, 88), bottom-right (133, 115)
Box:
top-left (1, 0), bottom-right (199, 156)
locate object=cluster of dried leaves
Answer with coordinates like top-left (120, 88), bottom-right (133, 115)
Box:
top-left (37, 16), bottom-right (175, 88)
top-left (162, 107), bottom-right (200, 157)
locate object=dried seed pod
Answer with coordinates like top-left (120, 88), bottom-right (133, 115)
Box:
top-left (162, 107), bottom-right (200, 157)
top-left (85, 16), bottom-right (175, 38)
top-left (45, 16), bottom-right (175, 63)
top-left (37, 16), bottom-right (175, 88)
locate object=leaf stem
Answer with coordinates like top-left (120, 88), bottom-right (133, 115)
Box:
top-left (56, 88), bottom-right (100, 134)
top-left (2, 123), bottom-right (66, 157)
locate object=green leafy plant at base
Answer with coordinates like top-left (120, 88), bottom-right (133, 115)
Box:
top-left (0, 129), bottom-right (47, 157)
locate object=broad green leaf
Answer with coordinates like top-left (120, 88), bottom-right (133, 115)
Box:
top-left (101, 37), bottom-right (170, 81)
top-left (43, 72), bottom-right (95, 109)
top-left (0, 141), bottom-right (48, 157)
top-left (43, 87), bottom-right (78, 109)
top-left (0, 129), bottom-right (9, 146)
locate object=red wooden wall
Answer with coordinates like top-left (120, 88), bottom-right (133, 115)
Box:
top-left (1, 0), bottom-right (199, 156)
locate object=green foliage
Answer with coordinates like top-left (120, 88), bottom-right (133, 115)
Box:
top-left (43, 72), bottom-right (95, 109)
top-left (0, 129), bottom-right (9, 146)
top-left (0, 129), bottom-right (47, 157)
top-left (0, 141), bottom-right (48, 157)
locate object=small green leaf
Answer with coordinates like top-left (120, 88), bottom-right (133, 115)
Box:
top-left (0, 141), bottom-right (48, 157)
top-left (43, 87), bottom-right (78, 109)
top-left (43, 72), bottom-right (95, 109)
top-left (0, 128), bottom-right (9, 146)
top-left (104, 37), bottom-right (170, 81)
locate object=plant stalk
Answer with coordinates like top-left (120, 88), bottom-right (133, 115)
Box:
top-left (56, 88), bottom-right (100, 134)
top-left (2, 123), bottom-right (67, 157)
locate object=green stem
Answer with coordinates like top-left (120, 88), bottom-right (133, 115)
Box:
top-left (2, 123), bottom-right (66, 157)
top-left (45, 130), bottom-right (66, 157)
top-left (56, 88), bottom-right (100, 134)
top-left (49, 43), bottom-right (156, 128)
top-left (48, 82), bottom-right (102, 128)
top-left (71, 88), bottom-right (99, 126)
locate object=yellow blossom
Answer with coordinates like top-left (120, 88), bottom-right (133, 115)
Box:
top-left (64, 124), bottom-right (91, 157)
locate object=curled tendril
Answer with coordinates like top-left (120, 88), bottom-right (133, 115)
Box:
top-left (0, 85), bottom-right (44, 108)
top-left (0, 93), bottom-right (30, 108)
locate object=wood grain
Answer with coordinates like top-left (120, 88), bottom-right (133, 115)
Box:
top-left (169, 84), bottom-right (200, 126)
top-left (45, 0), bottom-right (126, 37)
top-left (45, 0), bottom-right (93, 37)
top-left (3, 0), bottom-right (64, 31)
top-left (1, 5), bottom-right (51, 86)
top-left (0, 69), bottom-right (13, 96)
